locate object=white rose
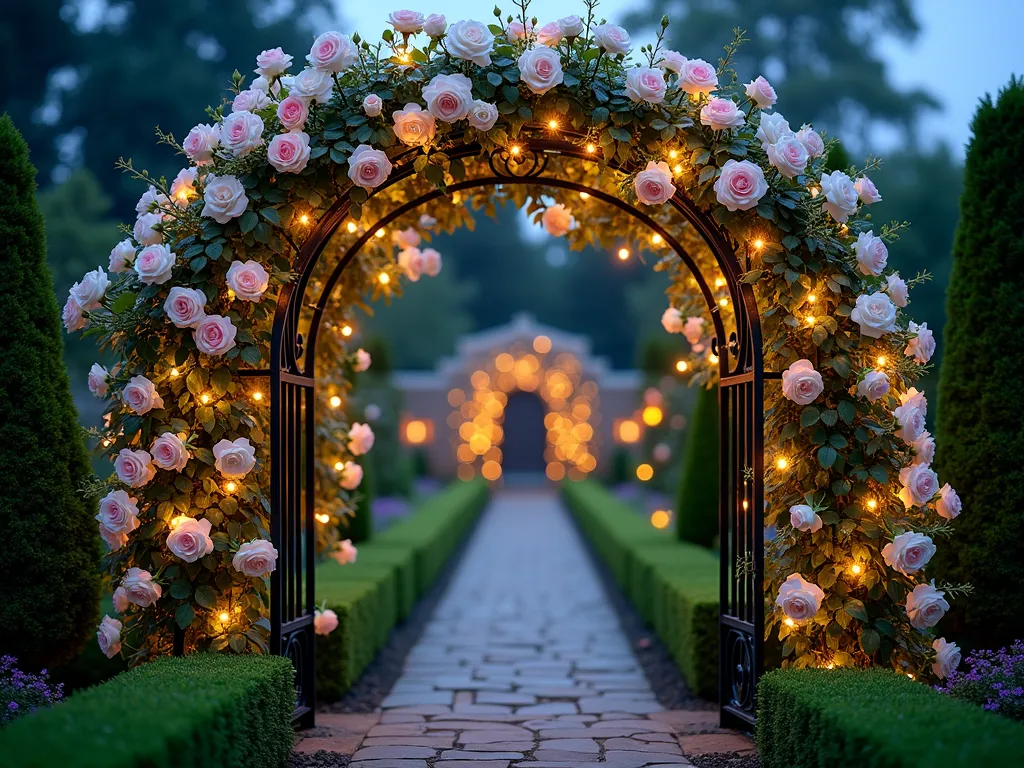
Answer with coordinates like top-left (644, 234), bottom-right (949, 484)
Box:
top-left (232, 539), bottom-right (279, 577)
top-left (468, 100), bottom-right (499, 131)
top-left (88, 363), bottom-right (108, 398)
top-left (201, 174), bottom-right (249, 224)
top-left (536, 21), bottom-right (563, 47)
top-left (332, 538), bottom-right (358, 565)
top-left (287, 68), bottom-right (334, 104)
top-left (419, 213), bottom-right (437, 228)
top-left (886, 273), bottom-right (909, 307)
top-left (683, 317), bottom-right (705, 346)
top-left (389, 10), bottom-right (425, 34)
top-left (166, 517), bottom-right (214, 563)
top-left (755, 112), bottom-right (791, 147)
top-left (69, 268), bottom-right (109, 310)
top-left (135, 185), bottom-right (167, 215)
top-left (857, 370), bottom-right (890, 403)
top-left (656, 50), bottom-right (686, 74)
top-left (134, 244), bottom-right (175, 285)
top-left (307, 31), bottom-right (357, 72)
top-left (97, 616), bottom-right (122, 659)
top-left (62, 297), bottom-right (86, 333)
top-left (905, 321), bottom-right (935, 364)
top-left (932, 637), bottom-right (961, 679)
top-left (133, 212), bottom-right (163, 246)
top-left (109, 239), bottom-right (136, 273)
top-left (422, 73), bottom-right (475, 122)
top-left (775, 573), bottom-right (824, 621)
top-left (820, 170), bottom-right (859, 223)
top-left (796, 125), bottom-right (824, 158)
top-left (96, 490), bottom-right (140, 534)
top-left (882, 531), bottom-right (936, 575)
top-left (314, 608), bottom-right (339, 635)
top-left (151, 432), bottom-right (191, 472)
top-left (789, 504), bottom-right (822, 533)
top-left (661, 307), bottom-right (683, 334)
top-left (593, 23), bottom-right (631, 55)
top-left (912, 431), bottom-right (935, 465)
top-left (267, 130), bottom-right (311, 174)
top-left (232, 88), bottom-right (271, 114)
top-left (423, 14), bottom-right (447, 37)
top-left (392, 227), bottom-right (421, 249)
top-left (906, 582), bottom-right (949, 629)
top-left (893, 387), bottom-right (927, 444)
top-left (744, 75), bottom-right (777, 108)
top-left (855, 175), bottom-right (882, 204)
top-left (392, 103), bottom-right (436, 147)
top-left (542, 204), bottom-right (574, 237)
top-left (221, 110), bottom-right (265, 157)
top-left (123, 374), bottom-right (164, 415)
top-left (170, 168), bottom-right (198, 207)
top-left (122, 567), bottom-right (162, 607)
top-left (362, 94), bottom-right (383, 117)
top-left (766, 134), bottom-right (809, 179)
top-left (680, 58), bottom-right (718, 95)
top-left (348, 422), bottom-right (375, 456)
top-left (183, 123), bottom-right (220, 165)
top-left (851, 292), bottom-right (897, 338)
top-left (634, 160), bottom-right (676, 206)
top-left (163, 286), bottom-right (207, 328)
top-left (227, 260), bottom-right (270, 302)
top-left (348, 144), bottom-right (393, 191)
top-left (782, 359), bottom-right (824, 405)
top-left (194, 314), bottom-right (237, 356)
top-left (115, 448), bottom-right (155, 488)
top-left (340, 460), bottom-right (363, 490)
top-left (518, 47), bottom-right (563, 96)
top-left (213, 437), bottom-right (257, 478)
top-left (936, 483), bottom-right (962, 521)
top-left (626, 67), bottom-right (668, 105)
top-left (354, 348), bottom-right (372, 372)
top-left (714, 159), bottom-right (768, 212)
top-left (421, 248), bottom-right (442, 277)
top-left (446, 20), bottom-right (495, 67)
top-left (557, 15), bottom-right (584, 37)
top-left (254, 47), bottom-right (293, 77)
top-left (399, 246), bottom-right (423, 281)
top-left (853, 231), bottom-right (888, 276)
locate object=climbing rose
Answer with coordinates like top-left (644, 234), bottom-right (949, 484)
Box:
top-left (392, 104), bottom-right (436, 146)
top-left (122, 568), bottom-right (162, 607)
top-left (886, 273), bottom-right (909, 307)
top-left (557, 15), bottom-right (584, 37)
top-left (882, 531), bottom-right (936, 575)
top-left (288, 68), bottom-right (333, 104)
top-left (634, 161), bottom-right (676, 205)
top-left (232, 88), bottom-right (271, 114)
top-left (789, 504), bottom-right (822, 533)
top-left (819, 170), bottom-right (859, 223)
top-left (97, 616), bottom-right (122, 659)
top-left (857, 370), bottom-right (889, 402)
top-left (232, 540), bottom-right (279, 577)
top-left (933, 638), bottom-right (961, 679)
top-left (389, 10), bottom-right (425, 34)
top-left (755, 112), bottom-right (792, 147)
top-left (894, 387), bottom-right (927, 444)
top-left (340, 461), bottom-right (363, 490)
top-left (421, 248), bottom-right (442, 277)
top-left (213, 437), bottom-right (257, 478)
top-left (542, 204), bottom-right (574, 237)
top-left (221, 111), bottom-right (265, 157)
top-left (62, 296), bottom-right (86, 332)
top-left (468, 100), bottom-right (499, 131)
top-left (255, 47), bottom-right (292, 77)
top-left (108, 239), bottom-right (135, 273)
top-left (536, 21), bottom-right (562, 46)
top-left (362, 94), bottom-right (382, 117)
top-left (853, 231), bottom-right (888, 276)
top-left (151, 432), bottom-right (191, 472)
top-left (937, 483), bottom-right (962, 520)
top-left (348, 422), bottom-right (375, 456)
top-left (626, 67), bottom-right (667, 105)
top-left (776, 574), bottom-right (824, 621)
top-left (766, 134), bottom-right (809, 179)
top-left (518, 47), bottom-right (563, 95)
top-left (700, 97), bottom-right (744, 129)
top-left (169, 168), bottom-right (197, 207)
top-left (112, 587), bottom-right (130, 613)
top-left (898, 463), bottom-right (939, 509)
top-left (446, 20), bottom-right (495, 67)
top-left (114, 448), bottom-right (155, 488)
top-left (422, 73), bottom-right (475, 122)
top-left (423, 14), bottom-right (447, 37)
top-left (307, 31), bottom-right (357, 72)
top-left (661, 307), bottom-right (683, 334)
top-left (913, 431), bottom-right (936, 465)
top-left (905, 321), bottom-right (936, 363)
top-left (163, 286), bottom-right (207, 328)
top-left (88, 363), bottom-right (108, 398)
top-left (348, 145), bottom-right (393, 190)
top-left (714, 159), bottom-right (768, 212)
top-left (277, 96), bottom-right (309, 131)
top-left (227, 260), bottom-right (270, 302)
top-left (744, 75), bottom-right (777, 108)
top-left (393, 227), bottom-right (421, 249)
top-left (70, 268), bottom-right (109, 310)
top-left (906, 582), bottom-right (949, 629)
top-left (419, 213), bottom-right (437, 228)
top-left (133, 212), bottom-right (163, 246)
top-left (593, 23), bottom-right (631, 55)
top-left (314, 609), bottom-right (339, 635)
top-left (202, 174), bottom-right (249, 224)
top-left (134, 244), bottom-right (175, 285)
top-left (166, 517), bottom-right (214, 563)
top-left (680, 58), bottom-right (718, 95)
top-left (782, 359), bottom-right (823, 405)
top-left (683, 317), bottom-right (705, 346)
top-left (267, 131), bottom-right (310, 173)
top-left (851, 292), bottom-right (897, 338)
top-left (135, 185), bottom-right (166, 215)
top-left (123, 375), bottom-right (164, 415)
top-left (656, 50), bottom-right (686, 73)
top-left (100, 527), bottom-right (128, 552)
top-left (97, 490), bottom-right (140, 535)
top-left (855, 175), bottom-right (882, 204)
top-left (796, 125), bottom-right (824, 157)
top-left (194, 314), bottom-right (237, 356)
top-left (354, 349), bottom-right (372, 372)
top-left (505, 20), bottom-right (533, 40)
top-left (333, 539), bottom-right (358, 565)
top-left (183, 123), bottom-right (220, 165)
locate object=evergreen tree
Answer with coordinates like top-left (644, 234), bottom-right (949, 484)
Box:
top-left (676, 385), bottom-right (719, 547)
top-left (0, 115), bottom-right (100, 668)
top-left (935, 78), bottom-right (1024, 649)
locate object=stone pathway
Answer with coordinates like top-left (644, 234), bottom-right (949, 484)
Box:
top-left (295, 489), bottom-right (755, 767)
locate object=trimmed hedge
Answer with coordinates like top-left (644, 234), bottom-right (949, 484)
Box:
top-left (0, 654), bottom-right (294, 768)
top-left (316, 479), bottom-right (488, 700)
top-left (757, 668), bottom-right (1024, 768)
top-left (676, 384), bottom-right (719, 547)
top-left (563, 480), bottom-right (719, 698)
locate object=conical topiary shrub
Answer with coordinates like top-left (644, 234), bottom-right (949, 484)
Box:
top-left (0, 115), bottom-right (100, 668)
top-left (935, 78), bottom-right (1024, 648)
top-left (676, 385), bottom-right (719, 547)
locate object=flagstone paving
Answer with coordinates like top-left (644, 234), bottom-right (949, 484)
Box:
top-left (295, 489), bottom-right (755, 767)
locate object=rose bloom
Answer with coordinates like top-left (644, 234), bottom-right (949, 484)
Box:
top-left (362, 94), bottom-right (383, 117)
top-left (277, 96), bottom-right (309, 130)
top-left (505, 20), bottom-right (533, 40)
top-left (626, 67), bottom-right (668, 105)
top-left (422, 73), bottom-right (474, 122)
top-left (789, 504), bottom-right (822, 533)
top-left (101, 527), bottom-right (128, 552)
top-left (699, 96), bottom-right (744, 130)
top-left (937, 483), bottom-right (962, 521)
top-left (853, 231), bottom-right (888, 276)
top-left (340, 461), bottom-right (363, 490)
top-left (796, 124), bottom-right (825, 157)
top-left (393, 227), bottom-right (422, 249)
top-left (167, 517), bottom-right (214, 563)
top-left (898, 463), bottom-right (939, 509)
top-left (557, 14), bottom-right (584, 37)
top-left (857, 370), bottom-right (890, 403)
top-left (468, 100), bottom-right (499, 131)
top-left (135, 185), bottom-right (169, 215)
top-left (123, 374), bottom-right (164, 415)
top-left (683, 317), bottom-right (705, 346)
top-left (906, 582), bottom-right (949, 630)
top-left (933, 637), bottom-right (961, 679)
top-left (227, 260), bottom-right (270, 301)
top-left (423, 14), bottom-right (447, 37)
top-left (680, 58), bottom-right (718, 95)
top-left (714, 159), bottom-right (768, 212)
top-left (63, 296), bottom-right (86, 332)
top-left (905, 321), bottom-right (936, 363)
top-left (308, 31), bottom-right (357, 72)
top-left (169, 168), bottom-right (197, 207)
top-left (314, 608), bottom-right (339, 635)
top-left (232, 539), bottom-right (279, 577)
top-left (536, 21), bottom-right (563, 47)
top-left (661, 307), bottom-right (683, 334)
top-left (392, 103), bottom-right (437, 146)
top-left (70, 267), bottom-right (109, 310)
top-left (202, 174), bottom-right (249, 224)
top-left (183, 123), bottom-right (220, 165)
top-left (851, 292), bottom-right (897, 338)
top-left (855, 175), bottom-right (882, 204)
top-left (819, 170), bottom-right (859, 223)
top-left (913, 431), bottom-right (936, 465)
top-left (133, 212), bottom-right (163, 246)
top-left (886, 273), bottom-right (909, 307)
top-left (88, 363), bottom-right (108, 398)
top-left (232, 88), bottom-right (271, 114)
top-left (255, 47), bottom-right (293, 77)
top-left (122, 567), bottom-right (162, 608)
top-left (744, 75), bottom-right (777, 108)
top-left (348, 144), bottom-right (393, 191)
top-left (251, 75), bottom-right (280, 96)
top-left (354, 348), bottom-right (372, 372)
top-left (348, 422), bottom-right (375, 456)
top-left (97, 616), bottom-right (122, 659)
top-left (542, 204), bottom-right (574, 237)
top-left (194, 314), bottom-right (237, 356)
top-left (221, 110), bottom-right (265, 157)
top-left (163, 286), bottom-right (207, 328)
top-left (893, 387), bottom-right (928, 443)
top-left (766, 134), bottom-right (809, 179)
top-left (755, 111), bottom-right (792, 147)
top-left (213, 437), bottom-right (257, 478)
top-left (113, 587), bottom-right (130, 613)
top-left (419, 213), bottom-right (437, 228)
top-left (775, 573), bottom-right (824, 622)
top-left (288, 68), bottom-right (334, 104)
top-left (96, 490), bottom-right (140, 535)
top-left (332, 538), bottom-right (358, 565)
top-left (446, 20), bottom-right (495, 67)
top-left (399, 246), bottom-right (424, 281)
top-left (882, 531), bottom-right (936, 576)
top-left (421, 248), bottom-right (442, 277)
top-left (782, 359), bottom-right (824, 405)
top-left (656, 49), bottom-right (686, 74)
top-left (109, 238), bottom-right (136, 273)
top-left (151, 432), bottom-right (191, 472)
top-left (115, 448), bottom-right (155, 488)
top-left (267, 130), bottom-right (310, 173)
top-left (389, 10), bottom-right (425, 34)
top-left (593, 23), bottom-right (631, 55)
top-left (634, 160), bottom-right (676, 206)
top-left (518, 47), bottom-right (564, 96)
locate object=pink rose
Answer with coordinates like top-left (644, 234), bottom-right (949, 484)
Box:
top-left (905, 321), bottom-right (935, 363)
top-left (307, 31), bottom-right (357, 72)
top-left (505, 20), bottom-right (533, 41)
top-left (421, 248), bottom-right (442, 277)
top-left (626, 67), bottom-right (667, 105)
top-left (166, 517), bottom-right (214, 563)
top-left (937, 483), bottom-right (962, 520)
top-left (70, 268), bottom-right (108, 310)
top-left (656, 50), bottom-right (686, 74)
top-left (536, 21), bottom-right (563, 47)
top-left (100, 528), bottom-right (128, 552)
top-left (557, 15), bottom-right (584, 37)
top-left (332, 539), bottom-right (358, 565)
top-left (227, 259), bottom-right (270, 302)
top-left (62, 296), bottom-right (86, 332)
top-left (683, 316), bottom-right (705, 346)
top-left (906, 582), bottom-right (948, 629)
top-left (699, 96), bottom-right (744, 130)
top-left (183, 123), bottom-right (220, 165)
top-left (115, 448), bottom-right (155, 488)
top-left (634, 160), bottom-right (676, 206)
top-left (122, 567), bottom-right (162, 607)
top-left (151, 432), bottom-right (191, 472)
top-left (135, 244), bottom-right (175, 285)
top-left (782, 359), bottom-right (823, 405)
top-left (97, 616), bottom-right (122, 659)
top-left (933, 638), bottom-right (961, 679)
top-left (789, 504), bottom-right (822, 533)
top-left (354, 349), bottom-right (372, 373)
top-left (913, 431), bottom-right (936, 465)
top-left (468, 100), bottom-right (499, 131)
top-left (851, 292), bottom-right (897, 338)
top-left (135, 185), bottom-right (164, 215)
top-left (419, 213), bottom-right (437, 228)
top-left (123, 375), bottom-right (164, 415)
top-left (820, 170), bottom-right (859, 223)
top-left (680, 58), bottom-right (718, 95)
top-left (714, 159), bottom-right (768, 211)
top-left (886, 273), bottom-right (909, 307)
top-left (133, 212), bottom-right (163, 246)
top-left (340, 460), bottom-right (363, 490)
top-left (170, 168), bottom-right (197, 207)
top-left (112, 587), bottom-right (130, 613)
top-left (392, 227), bottom-right (422, 249)
top-left (399, 247), bottom-right (423, 281)
top-left (255, 47), bottom-right (293, 77)
top-left (194, 314), bottom-right (237, 356)
top-left (894, 387), bottom-right (928, 444)
top-left (518, 47), bottom-right (564, 96)
top-left (201, 174), bottom-right (249, 224)
top-left (348, 422), bottom-right (375, 455)
top-left (389, 10), bottom-right (425, 34)
top-left (446, 20), bottom-right (495, 67)
top-left (542, 204), bottom-right (574, 237)
top-left (288, 68), bottom-right (333, 104)
top-left (362, 94), bottom-right (383, 117)
top-left (232, 539), bottom-right (279, 577)
top-left (348, 144), bottom-right (393, 190)
top-left (855, 175), bottom-right (882, 204)
top-left (422, 73), bottom-right (475, 122)
top-left (766, 134), bottom-right (809, 179)
top-left (108, 239), bottom-right (135, 273)
top-left (277, 96), bottom-right (309, 131)
top-left (392, 104), bottom-right (436, 146)
top-left (776, 574), bottom-right (824, 621)
top-left (221, 110), bottom-right (265, 157)
top-left (314, 608), bottom-right (339, 635)
top-left (163, 286), bottom-right (207, 328)
top-left (744, 75), bottom-right (777, 108)
top-left (96, 490), bottom-right (140, 535)
top-left (267, 130), bottom-right (310, 173)
top-left (213, 437), bottom-right (257, 478)
top-left (88, 363), bottom-right (108, 398)
top-left (898, 463), bottom-right (940, 509)
top-left (661, 307), bottom-right (683, 334)
top-left (423, 14), bottom-right (447, 37)
top-left (232, 88), bottom-right (271, 114)
top-left (796, 125), bottom-right (824, 158)
top-left (853, 231), bottom-right (888, 276)
top-left (857, 370), bottom-right (889, 402)
top-left (882, 531), bottom-right (935, 575)
top-left (593, 23), bottom-right (631, 55)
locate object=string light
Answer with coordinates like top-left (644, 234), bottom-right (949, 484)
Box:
top-left (579, 191), bottom-right (590, 200)
top-left (776, 457), bottom-right (789, 471)
top-left (805, 316), bottom-right (816, 326)
top-left (719, 297), bottom-right (729, 307)
top-left (617, 247), bottom-right (630, 261)
top-left (170, 368), bottom-right (179, 377)
top-left (585, 143), bottom-right (596, 154)
top-left (809, 184), bottom-right (820, 198)
top-left (346, 221), bottom-right (358, 233)
top-left (333, 461), bottom-right (344, 471)
top-left (329, 395), bottom-right (342, 408)
top-left (341, 324), bottom-right (353, 337)
top-left (867, 499), bottom-right (878, 511)
top-left (709, 353), bottom-right (720, 364)
top-left (509, 144), bottom-right (522, 156)
top-left (715, 277), bottom-right (726, 288)
top-left (378, 271), bottom-right (391, 285)
top-left (547, 119), bottom-right (559, 130)
top-left (808, 294), bottom-right (817, 303)
top-left (636, 463), bottom-right (654, 482)
top-left (673, 163), bottom-right (683, 176)
top-left (850, 563), bottom-right (863, 575)
top-left (252, 391), bottom-right (263, 402)
top-left (200, 393), bottom-right (211, 404)
top-left (315, 513), bottom-right (331, 524)
top-left (752, 238), bottom-right (765, 251)
top-left (675, 360), bottom-right (688, 373)
top-left (219, 611), bottom-right (230, 623)
top-left (650, 509), bottom-right (671, 529)
top-left (102, 439), bottom-right (111, 447)
top-left (668, 149), bottom-right (679, 159)
top-left (375, 228), bottom-right (386, 238)
top-left (225, 481), bottom-right (237, 493)
top-left (876, 355), bottom-right (887, 367)
top-left (784, 618), bottom-right (795, 627)
top-left (651, 233), bottom-right (663, 245)
top-left (299, 213), bottom-right (310, 225)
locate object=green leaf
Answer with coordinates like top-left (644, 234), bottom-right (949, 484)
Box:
top-left (838, 400), bottom-right (856, 424)
top-left (170, 580), bottom-right (192, 599)
top-left (859, 627), bottom-right (880, 655)
top-left (194, 585), bottom-right (218, 609)
top-left (844, 598), bottom-right (869, 622)
top-left (260, 207), bottom-right (280, 225)
top-left (205, 242), bottom-right (224, 260)
top-left (240, 346), bottom-right (262, 366)
top-left (185, 369), bottom-right (204, 395)
top-left (111, 292), bottom-right (137, 313)
top-left (239, 210), bottom-right (258, 233)
top-left (175, 602), bottom-right (195, 629)
top-left (800, 406), bottom-right (821, 427)
top-left (817, 445), bottom-right (838, 469)
top-left (487, 71), bottom-right (503, 86)
top-left (608, 126), bottom-right (632, 142)
top-left (591, 106), bottom-right (610, 124)
top-left (868, 464), bottom-right (889, 483)
top-left (502, 85), bottom-right (519, 103)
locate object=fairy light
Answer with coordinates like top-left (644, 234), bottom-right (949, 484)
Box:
top-left (200, 393), bottom-right (211, 404)
top-left (315, 513), bottom-right (331, 524)
top-left (225, 481), bottom-right (237, 493)
top-left (673, 163), bottom-right (684, 176)
top-left (219, 611), bottom-right (230, 623)
top-left (547, 118), bottom-right (559, 130)
top-left (675, 359), bottom-right (688, 373)
top-left (776, 457), bottom-right (789, 471)
top-left (375, 228), bottom-right (386, 238)
top-left (808, 294), bottom-right (817, 303)
top-left (299, 213), bottom-right (311, 225)
top-left (329, 395), bottom-right (343, 409)
top-left (752, 238), bottom-right (765, 251)
top-left (850, 563), bottom-right (863, 575)
top-left (346, 221), bottom-right (358, 234)
top-left (709, 353), bottom-right (720, 364)
top-left (651, 233), bottom-right (663, 245)
top-left (636, 463), bottom-right (654, 482)
top-left (252, 391), bottom-right (263, 402)
top-left (805, 315), bottom-right (816, 326)
top-left (715, 277), bottom-right (726, 288)
top-left (617, 247), bottom-right (630, 261)
top-left (668, 149), bottom-right (679, 160)
top-left (719, 297), bottom-right (729, 307)
top-left (334, 461), bottom-right (344, 471)
top-left (378, 271), bottom-right (391, 285)
top-left (102, 439), bottom-right (111, 447)
top-left (809, 184), bottom-right (820, 198)
top-left (170, 368), bottom-right (179, 377)
top-left (742, 499), bottom-right (749, 511)
top-left (876, 355), bottom-right (887, 367)
top-left (579, 191), bottom-right (590, 200)
top-left (510, 144), bottom-right (522, 156)
top-left (867, 499), bottom-right (878, 511)
top-left (585, 143), bottom-right (596, 154)
top-left (784, 618), bottom-right (795, 627)
top-left (341, 324), bottom-right (353, 337)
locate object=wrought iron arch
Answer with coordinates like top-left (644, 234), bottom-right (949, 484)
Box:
top-left (269, 127), bottom-right (765, 730)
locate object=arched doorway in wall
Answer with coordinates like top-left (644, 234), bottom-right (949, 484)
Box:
top-left (501, 391), bottom-right (547, 475)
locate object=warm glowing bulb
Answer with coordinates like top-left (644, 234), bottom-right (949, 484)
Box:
top-left (225, 481), bottom-right (237, 493)
top-left (378, 271), bottom-right (391, 285)
top-left (709, 353), bottom-right (720, 364)
top-left (200, 393), bottom-right (210, 404)
top-left (719, 298), bottom-right (728, 307)
top-left (176, 190), bottom-right (190, 202)
top-left (170, 367), bottom-right (179, 377)
top-left (316, 513), bottom-right (331, 524)
top-left (784, 618), bottom-right (795, 627)
top-left (329, 395), bottom-right (342, 408)
top-left (219, 612), bottom-right (230, 623)
top-left (742, 499), bottom-right (749, 511)
top-left (636, 463), bottom-right (654, 482)
top-left (907, 673), bottom-right (915, 680)
top-left (752, 238), bottom-right (765, 250)
top-left (714, 277), bottom-right (726, 288)
top-left (585, 143), bottom-right (596, 154)
top-left (876, 355), bottom-right (887, 366)
top-left (805, 316), bottom-right (816, 325)
top-left (651, 233), bottom-right (663, 245)
top-left (851, 563), bottom-right (863, 575)
top-left (299, 213), bottom-right (310, 225)
top-left (252, 391), bottom-right (263, 402)
top-left (668, 149), bottom-right (679, 160)
top-left (867, 499), bottom-right (877, 510)
top-left (346, 221), bottom-right (358, 233)
top-left (675, 359), bottom-right (688, 373)
top-left (579, 191), bottom-right (590, 200)
top-left (399, 52), bottom-right (411, 63)
top-left (617, 247), bottom-right (630, 261)
top-left (102, 439), bottom-right (111, 447)
top-left (673, 163), bottom-right (684, 175)
top-left (547, 119), bottom-right (559, 130)
top-left (510, 144), bottom-right (522, 156)
top-left (375, 228), bottom-right (386, 238)
top-left (776, 457), bottom-right (789, 471)
top-left (650, 509), bottom-right (671, 529)
top-left (334, 461), bottom-right (344, 471)
top-left (341, 325), bottom-right (353, 337)
top-left (808, 294), bottom-right (817, 303)
top-left (809, 184), bottom-right (820, 198)
top-left (826, 663), bottom-right (835, 670)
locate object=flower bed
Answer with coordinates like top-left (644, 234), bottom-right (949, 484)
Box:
top-left (0, 654), bottom-right (293, 768)
top-left (563, 480), bottom-right (719, 698)
top-left (756, 667), bottom-right (1024, 767)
